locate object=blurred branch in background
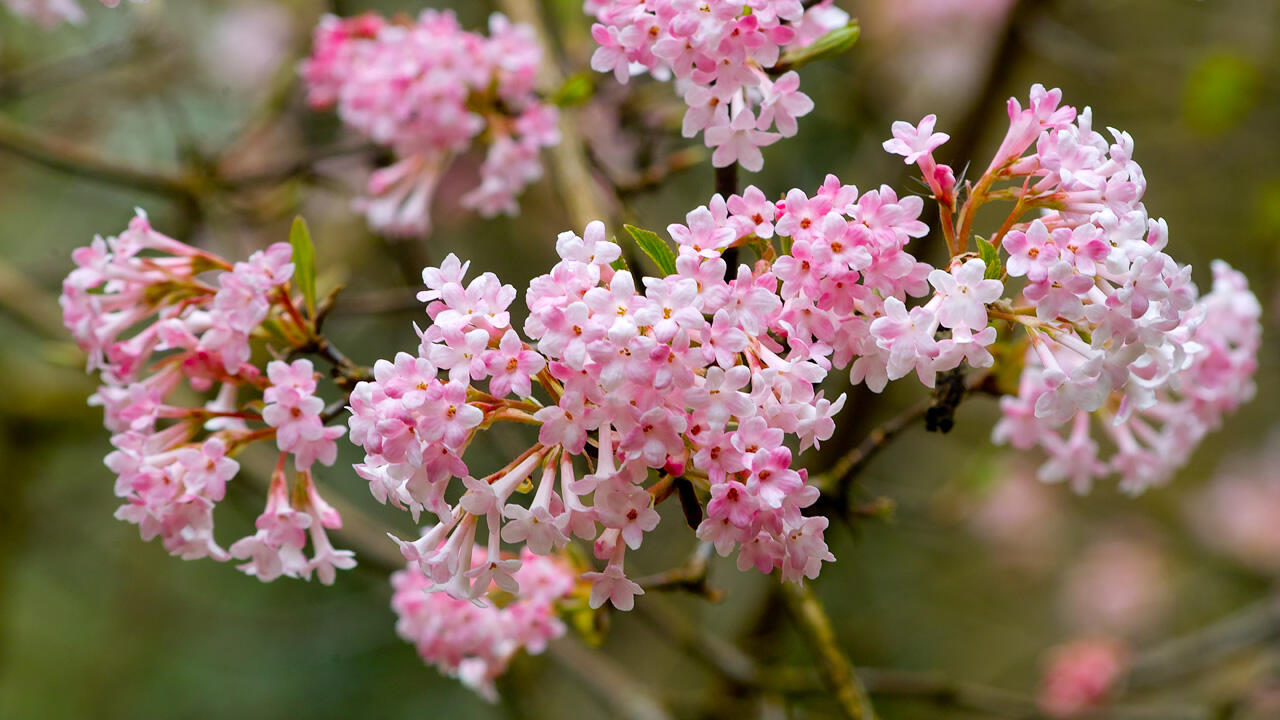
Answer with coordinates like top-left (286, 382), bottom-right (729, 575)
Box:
top-left (0, 255), bottom-right (64, 341)
top-left (496, 0), bottom-right (614, 231)
top-left (0, 112), bottom-right (198, 202)
top-left (1126, 595), bottom-right (1280, 691)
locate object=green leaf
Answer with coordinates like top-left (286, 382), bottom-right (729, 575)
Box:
top-left (609, 250), bottom-right (629, 273)
top-left (777, 22), bottom-right (860, 71)
top-left (289, 216), bottom-right (318, 320)
top-left (623, 224), bottom-right (677, 276)
top-left (551, 71), bottom-right (595, 107)
top-left (976, 236), bottom-right (1002, 280)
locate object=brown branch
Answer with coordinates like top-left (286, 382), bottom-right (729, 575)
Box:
top-left (636, 542), bottom-right (720, 600)
top-left (639, 595), bottom-right (1213, 720)
top-left (781, 580), bottom-right (879, 720)
top-left (0, 113), bottom-right (198, 202)
top-left (813, 396), bottom-right (932, 498)
top-left (856, 669), bottom-right (1206, 720)
top-left (0, 256), bottom-right (67, 341)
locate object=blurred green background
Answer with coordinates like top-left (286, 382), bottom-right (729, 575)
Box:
top-left (1, 0), bottom-right (1278, 718)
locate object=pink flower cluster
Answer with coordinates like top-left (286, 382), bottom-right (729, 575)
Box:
top-left (2, 0), bottom-right (135, 27)
top-left (763, 180), bottom-right (1003, 391)
top-left (348, 162), bottom-right (1016, 613)
top-left (61, 211), bottom-right (353, 583)
top-left (882, 85), bottom-right (1260, 494)
top-left (391, 547), bottom-right (576, 700)
top-left (301, 11), bottom-right (560, 236)
top-left (585, 0), bottom-right (848, 171)
top-left (996, 261), bottom-right (1260, 494)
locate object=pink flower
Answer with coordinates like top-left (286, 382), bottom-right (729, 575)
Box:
top-left (582, 563), bottom-right (644, 611)
top-left (928, 258), bottom-right (1003, 332)
top-left (263, 359), bottom-right (345, 469)
top-left (883, 113), bottom-right (950, 165)
top-left (705, 108), bottom-right (781, 172)
top-left (870, 298), bottom-right (940, 387)
top-left (758, 71), bottom-right (814, 137)
top-left (483, 330), bottom-right (545, 398)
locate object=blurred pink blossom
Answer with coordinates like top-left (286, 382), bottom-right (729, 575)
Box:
top-left (1039, 637), bottom-right (1128, 717)
top-left (1059, 535), bottom-right (1169, 637)
top-left (1188, 432), bottom-right (1280, 573)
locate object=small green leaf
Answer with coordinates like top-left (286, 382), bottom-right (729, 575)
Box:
top-left (976, 236), bottom-right (1002, 280)
top-left (777, 22), bottom-right (860, 71)
top-left (289, 216), bottom-right (317, 320)
top-left (624, 224), bottom-right (677, 276)
top-left (551, 71), bottom-right (595, 107)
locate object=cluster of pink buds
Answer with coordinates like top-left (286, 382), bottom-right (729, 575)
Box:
top-left (585, 0), bottom-right (848, 171)
top-left (301, 11), bottom-right (560, 237)
top-left (2, 0), bottom-right (135, 27)
top-left (391, 547), bottom-right (577, 700)
top-left (60, 211), bottom-right (354, 583)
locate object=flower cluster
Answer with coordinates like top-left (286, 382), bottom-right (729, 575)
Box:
top-left (585, 0), bottom-right (848, 171)
top-left (391, 547), bottom-right (576, 700)
top-left (875, 86), bottom-right (1266, 493)
top-left (60, 211), bottom-right (353, 583)
top-left (348, 151), bottom-right (1020, 615)
top-left (2, 0), bottom-right (134, 26)
top-left (301, 11), bottom-right (560, 237)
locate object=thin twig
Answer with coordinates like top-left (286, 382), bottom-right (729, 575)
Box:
top-left (636, 542), bottom-right (719, 599)
top-left (813, 396), bottom-right (932, 498)
top-left (780, 580), bottom-right (878, 720)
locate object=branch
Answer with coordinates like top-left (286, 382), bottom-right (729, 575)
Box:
top-left (636, 542), bottom-right (720, 600)
top-left (0, 256), bottom-right (67, 341)
top-left (639, 597), bottom-right (1213, 720)
top-left (1124, 596), bottom-right (1280, 692)
top-left (546, 635), bottom-right (675, 720)
top-left (496, 0), bottom-right (613, 231)
top-left (780, 580), bottom-right (879, 720)
top-left (856, 669), bottom-right (1206, 720)
top-left (0, 113), bottom-right (198, 202)
top-left (813, 395), bottom-right (932, 500)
